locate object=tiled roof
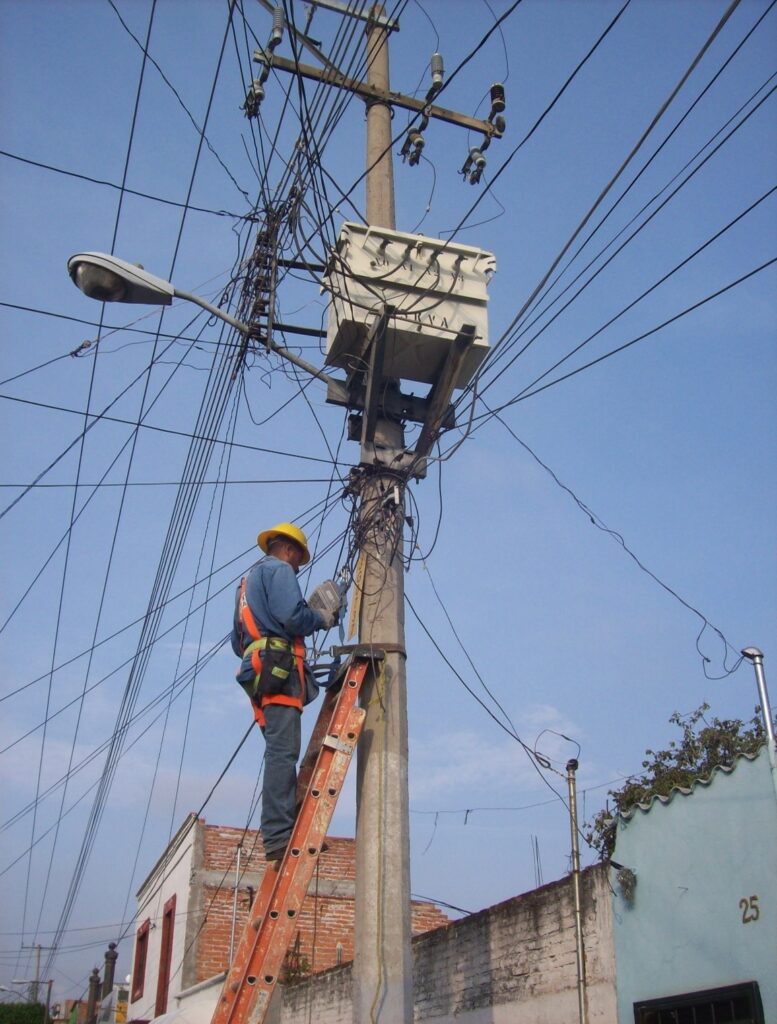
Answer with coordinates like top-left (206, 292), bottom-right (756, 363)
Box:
top-left (618, 748), bottom-right (764, 821)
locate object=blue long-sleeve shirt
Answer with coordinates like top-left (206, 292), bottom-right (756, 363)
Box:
top-left (231, 556), bottom-right (324, 655)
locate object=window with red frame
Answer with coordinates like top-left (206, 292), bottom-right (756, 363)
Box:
top-left (131, 918), bottom-right (150, 1003)
top-left (154, 894), bottom-right (176, 1016)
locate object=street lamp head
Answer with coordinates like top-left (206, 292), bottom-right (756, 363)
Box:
top-left (67, 252), bottom-right (174, 306)
top-left (742, 647), bottom-right (764, 663)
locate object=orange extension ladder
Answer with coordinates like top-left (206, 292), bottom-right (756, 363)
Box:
top-left (210, 650), bottom-right (377, 1024)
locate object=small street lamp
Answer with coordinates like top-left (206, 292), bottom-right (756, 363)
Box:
top-left (67, 252), bottom-right (340, 390)
top-left (0, 987), bottom-right (30, 1002)
top-left (67, 253), bottom-right (174, 306)
top-left (9, 979), bottom-right (54, 1023)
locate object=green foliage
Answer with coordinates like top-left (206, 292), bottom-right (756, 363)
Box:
top-left (279, 933), bottom-right (311, 986)
top-left (0, 1004), bottom-right (45, 1024)
top-left (585, 703), bottom-right (767, 859)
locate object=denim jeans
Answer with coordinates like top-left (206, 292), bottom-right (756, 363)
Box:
top-left (261, 703), bottom-right (301, 853)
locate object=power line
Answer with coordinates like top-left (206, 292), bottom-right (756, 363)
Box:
top-left (0, 303), bottom-right (220, 522)
top-left (499, 256), bottom-right (777, 406)
top-left (460, 0), bottom-right (741, 371)
top-left (468, 72), bottom-right (777, 402)
top-left (0, 490), bottom-right (341, 708)
top-left (38, 3), bottom-right (248, 976)
top-left (518, 0), bottom-right (777, 327)
top-left (0, 393), bottom-right (348, 471)
top-left (483, 179), bottom-right (777, 410)
top-left (488, 410), bottom-right (745, 679)
top-left (405, 591), bottom-right (566, 807)
top-left (0, 150), bottom-right (246, 218)
top-left (0, 477), bottom-right (332, 489)
top-left (105, 0), bottom-right (252, 205)
top-left (0, 319), bottom-right (228, 636)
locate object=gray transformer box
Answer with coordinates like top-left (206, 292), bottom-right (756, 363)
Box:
top-left (322, 222), bottom-right (496, 390)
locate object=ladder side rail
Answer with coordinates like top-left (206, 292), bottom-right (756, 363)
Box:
top-left (215, 668), bottom-right (357, 1001)
top-left (245, 704), bottom-right (365, 1023)
top-left (239, 686), bottom-right (339, 943)
top-left (296, 686), bottom-right (339, 798)
top-left (210, 658), bottom-right (369, 1024)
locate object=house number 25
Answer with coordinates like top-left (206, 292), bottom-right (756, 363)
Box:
top-left (739, 895), bottom-right (760, 923)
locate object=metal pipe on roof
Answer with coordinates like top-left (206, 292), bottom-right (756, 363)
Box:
top-left (741, 648), bottom-right (777, 805)
top-left (566, 759), bottom-right (588, 1024)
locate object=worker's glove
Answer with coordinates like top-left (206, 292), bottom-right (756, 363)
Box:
top-left (317, 605), bottom-right (339, 631)
top-left (309, 580), bottom-right (341, 630)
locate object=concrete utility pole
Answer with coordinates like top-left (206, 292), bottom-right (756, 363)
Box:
top-left (32, 944), bottom-right (41, 1004)
top-left (352, 10), bottom-right (412, 1023)
top-left (43, 980), bottom-right (53, 1024)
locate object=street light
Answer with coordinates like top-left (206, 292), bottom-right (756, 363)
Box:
top-left (67, 253), bottom-right (174, 306)
top-left (0, 987), bottom-right (30, 1001)
top-left (67, 252), bottom-right (341, 391)
top-left (10, 979), bottom-right (54, 1023)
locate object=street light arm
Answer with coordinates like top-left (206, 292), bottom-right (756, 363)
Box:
top-left (271, 345), bottom-right (342, 389)
top-left (68, 252), bottom-right (342, 390)
top-left (173, 288), bottom-right (341, 388)
top-left (172, 287), bottom-right (252, 336)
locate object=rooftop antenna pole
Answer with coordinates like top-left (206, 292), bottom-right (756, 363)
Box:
top-left (741, 648), bottom-right (775, 747)
top-left (741, 648), bottom-right (777, 804)
top-left (229, 844), bottom-right (242, 964)
top-left (566, 758), bottom-right (588, 1024)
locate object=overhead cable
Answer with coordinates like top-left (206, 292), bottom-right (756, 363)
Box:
top-left (0, 150), bottom-right (245, 219)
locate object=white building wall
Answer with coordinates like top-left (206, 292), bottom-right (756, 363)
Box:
top-left (128, 815), bottom-right (197, 1021)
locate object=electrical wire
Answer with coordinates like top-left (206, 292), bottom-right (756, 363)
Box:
top-left (489, 411), bottom-right (745, 678)
top-left (1, 490), bottom-right (340, 711)
top-left (105, 0), bottom-right (251, 205)
top-left (458, 0), bottom-right (744, 398)
top-left (405, 591), bottom-right (565, 814)
top-left (0, 493), bottom-right (346, 830)
top-left (0, 149), bottom-right (246, 218)
top-left (518, 0), bottom-right (777, 326)
top-left (37, 3), bottom-right (250, 976)
top-left (468, 70), bottom-right (777, 402)
top-left (5, 0), bottom-right (772, 980)
top-left (490, 256), bottom-right (777, 410)
top-left (20, 0), bottom-right (164, 975)
top-left (0, 478), bottom-right (333, 489)
top-left (481, 178), bottom-right (777, 412)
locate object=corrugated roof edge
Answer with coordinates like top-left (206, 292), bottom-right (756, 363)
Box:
top-left (618, 747), bottom-right (765, 822)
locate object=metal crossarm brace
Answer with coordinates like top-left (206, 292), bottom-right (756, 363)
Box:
top-left (261, 55), bottom-right (500, 138)
top-left (210, 656), bottom-right (373, 1024)
top-left (361, 307), bottom-right (392, 447)
top-left (414, 324), bottom-right (476, 458)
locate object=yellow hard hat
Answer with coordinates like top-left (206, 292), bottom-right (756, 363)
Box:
top-left (257, 522), bottom-right (311, 565)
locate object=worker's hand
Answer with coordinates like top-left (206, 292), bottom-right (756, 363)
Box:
top-left (318, 606), bottom-right (338, 630)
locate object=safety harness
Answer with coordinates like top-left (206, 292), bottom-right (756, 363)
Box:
top-left (237, 576), bottom-right (306, 728)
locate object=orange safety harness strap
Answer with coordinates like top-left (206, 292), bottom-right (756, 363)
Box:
top-left (237, 577), bottom-right (306, 727)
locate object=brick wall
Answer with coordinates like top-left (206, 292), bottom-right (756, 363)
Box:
top-left (60, 1000), bottom-right (90, 1024)
top-left (277, 863), bottom-right (618, 1023)
top-left (193, 823), bottom-right (449, 983)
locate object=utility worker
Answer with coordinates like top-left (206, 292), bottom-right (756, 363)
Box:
top-left (231, 522), bottom-right (338, 861)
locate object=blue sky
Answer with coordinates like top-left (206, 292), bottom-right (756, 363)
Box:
top-left (1, 0), bottom-right (775, 1007)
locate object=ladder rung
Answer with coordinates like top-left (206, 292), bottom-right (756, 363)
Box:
top-left (321, 733), bottom-right (357, 754)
